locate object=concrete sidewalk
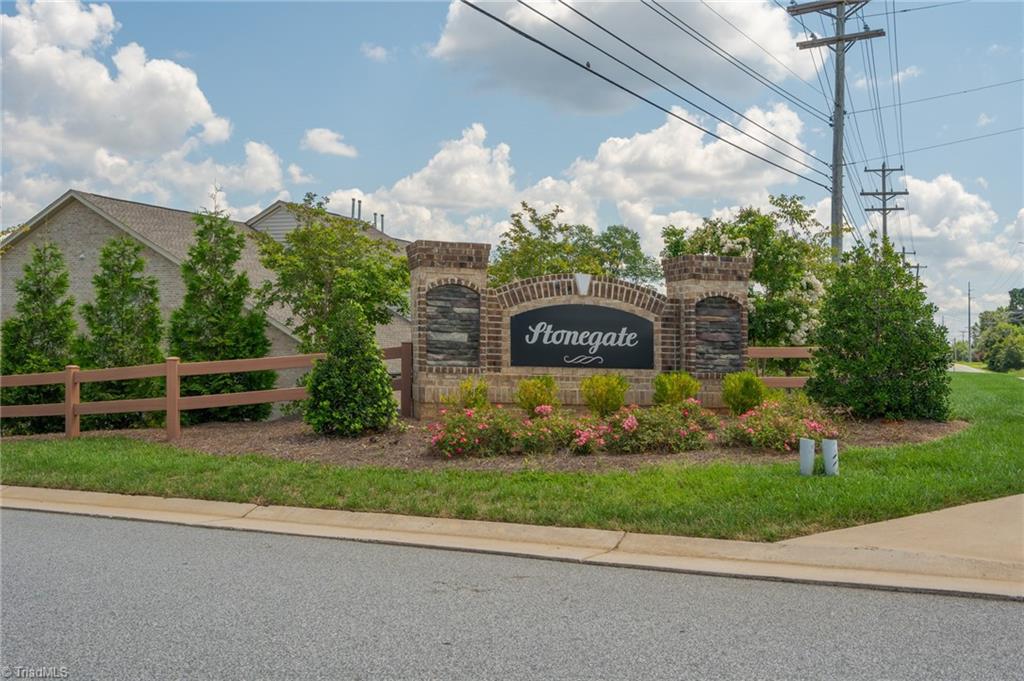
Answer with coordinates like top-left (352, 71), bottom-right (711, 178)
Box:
top-left (1, 485), bottom-right (1020, 600)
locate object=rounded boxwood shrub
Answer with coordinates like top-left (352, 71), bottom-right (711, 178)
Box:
top-left (304, 305), bottom-right (396, 436)
top-left (806, 239), bottom-right (950, 420)
top-left (652, 371), bottom-right (701, 405)
top-left (515, 375), bottom-right (560, 414)
top-left (722, 371), bottom-right (768, 415)
top-left (580, 373), bottom-right (629, 417)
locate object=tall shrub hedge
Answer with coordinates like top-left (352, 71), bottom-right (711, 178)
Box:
top-left (0, 243), bottom-right (76, 434)
top-left (169, 211), bottom-right (275, 424)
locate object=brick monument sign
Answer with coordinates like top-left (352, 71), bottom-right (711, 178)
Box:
top-left (407, 240), bottom-right (753, 416)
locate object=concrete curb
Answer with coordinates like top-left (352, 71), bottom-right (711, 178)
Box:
top-left (1, 486), bottom-right (1020, 601)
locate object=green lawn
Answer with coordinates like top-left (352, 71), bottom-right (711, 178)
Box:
top-left (2, 373), bottom-right (1022, 541)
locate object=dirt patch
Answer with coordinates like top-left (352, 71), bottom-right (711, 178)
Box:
top-left (44, 412), bottom-right (969, 473)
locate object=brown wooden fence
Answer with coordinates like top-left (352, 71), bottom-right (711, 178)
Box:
top-left (0, 342), bottom-right (413, 440)
top-left (746, 346), bottom-right (813, 388)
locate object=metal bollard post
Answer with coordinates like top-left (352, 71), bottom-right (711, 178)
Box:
top-left (822, 439), bottom-right (839, 476)
top-left (799, 438), bottom-right (816, 476)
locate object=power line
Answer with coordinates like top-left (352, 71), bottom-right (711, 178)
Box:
top-left (643, 0), bottom-right (832, 123)
top-left (862, 0), bottom-right (970, 19)
top-left (524, 0), bottom-right (829, 175)
top-left (844, 127), bottom-right (1024, 165)
top-left (847, 78), bottom-right (1024, 114)
top-left (458, 0), bottom-right (832, 191)
top-left (698, 0), bottom-right (820, 93)
top-left (888, 0), bottom-right (915, 255)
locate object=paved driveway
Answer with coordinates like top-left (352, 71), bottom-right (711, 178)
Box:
top-left (2, 510), bottom-right (1022, 680)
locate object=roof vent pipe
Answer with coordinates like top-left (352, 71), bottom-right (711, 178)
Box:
top-left (357, 200), bottom-right (362, 220)
top-left (351, 198), bottom-right (356, 218)
top-left (380, 214), bottom-right (385, 233)
top-left (373, 212), bottom-right (378, 229)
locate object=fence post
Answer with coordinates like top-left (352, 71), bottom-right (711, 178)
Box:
top-left (166, 357), bottom-right (181, 441)
top-left (64, 365), bottom-right (80, 438)
top-left (399, 341), bottom-right (413, 418)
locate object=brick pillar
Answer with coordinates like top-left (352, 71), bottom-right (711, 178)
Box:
top-left (407, 240), bottom-right (491, 416)
top-left (663, 255), bottom-right (753, 407)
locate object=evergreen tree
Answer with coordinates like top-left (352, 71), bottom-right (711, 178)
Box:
top-left (303, 302), bottom-right (396, 436)
top-left (807, 238), bottom-right (950, 420)
top-left (169, 210), bottom-right (275, 423)
top-left (0, 242), bottom-right (76, 434)
top-left (76, 237), bottom-right (164, 429)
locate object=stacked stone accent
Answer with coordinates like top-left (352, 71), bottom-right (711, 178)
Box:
top-left (408, 242), bottom-right (752, 416)
top-left (426, 284), bottom-right (480, 367)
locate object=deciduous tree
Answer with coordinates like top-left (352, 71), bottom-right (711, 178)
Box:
top-left (488, 203), bottom-right (660, 286)
top-left (255, 194), bottom-right (408, 352)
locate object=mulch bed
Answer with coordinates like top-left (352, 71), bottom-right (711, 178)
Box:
top-left (47, 414), bottom-right (969, 473)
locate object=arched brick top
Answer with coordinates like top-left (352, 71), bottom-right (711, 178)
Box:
top-left (494, 273), bottom-right (667, 315)
top-left (692, 290), bottom-right (746, 308)
top-left (425, 276), bottom-right (482, 294)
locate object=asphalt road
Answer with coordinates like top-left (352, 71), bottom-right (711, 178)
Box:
top-left (2, 510), bottom-right (1021, 681)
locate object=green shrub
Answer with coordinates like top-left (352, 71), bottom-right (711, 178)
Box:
top-left (303, 305), bottom-right (396, 436)
top-left (0, 243), bottom-right (76, 434)
top-left (806, 239), bottom-right (950, 420)
top-left (169, 210), bottom-right (275, 424)
top-left (984, 323), bottom-right (1024, 372)
top-left (75, 238), bottom-right (164, 430)
top-left (722, 371), bottom-right (768, 415)
top-left (441, 377), bottom-right (490, 410)
top-left (515, 375), bottom-right (560, 414)
top-left (580, 373), bottom-right (630, 417)
top-left (653, 371), bottom-right (701, 405)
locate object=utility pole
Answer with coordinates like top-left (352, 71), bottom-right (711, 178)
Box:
top-left (789, 1), bottom-right (885, 264)
top-left (967, 281), bottom-right (972, 361)
top-left (861, 161), bottom-right (909, 241)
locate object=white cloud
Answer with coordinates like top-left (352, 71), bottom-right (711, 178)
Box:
top-left (0, 0), bottom-right (294, 225)
top-left (300, 127), bottom-right (359, 158)
top-left (431, 0), bottom-right (819, 112)
top-left (389, 123), bottom-right (516, 211)
top-left (892, 65), bottom-right (922, 84)
top-left (360, 42), bottom-right (391, 63)
top-left (987, 43), bottom-right (1009, 56)
top-left (976, 176), bottom-right (989, 189)
top-left (3, 2), bottom-right (230, 159)
top-left (287, 163), bottom-right (314, 184)
top-left (568, 103), bottom-right (812, 201)
top-left (977, 113), bottom-right (995, 127)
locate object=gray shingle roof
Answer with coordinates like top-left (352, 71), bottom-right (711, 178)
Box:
top-left (74, 191), bottom-right (297, 335)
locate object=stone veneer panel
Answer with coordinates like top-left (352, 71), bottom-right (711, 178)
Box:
top-left (426, 284), bottom-right (480, 367)
top-left (693, 296), bottom-right (744, 373)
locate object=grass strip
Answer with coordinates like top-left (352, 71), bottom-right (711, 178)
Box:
top-left (3, 373), bottom-right (1021, 541)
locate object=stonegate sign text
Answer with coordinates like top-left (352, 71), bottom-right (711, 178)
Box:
top-left (510, 304), bottom-right (654, 369)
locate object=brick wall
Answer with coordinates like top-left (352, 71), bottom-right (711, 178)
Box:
top-left (406, 241), bottom-right (754, 416)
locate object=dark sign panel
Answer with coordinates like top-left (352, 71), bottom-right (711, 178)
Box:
top-left (510, 304), bottom-right (654, 369)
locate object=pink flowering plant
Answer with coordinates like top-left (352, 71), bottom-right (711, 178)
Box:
top-left (603, 402), bottom-right (720, 454)
top-left (720, 392), bottom-right (839, 452)
top-left (427, 407), bottom-right (518, 458)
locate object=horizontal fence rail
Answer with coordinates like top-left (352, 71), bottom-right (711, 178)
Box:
top-left (746, 346), bottom-right (814, 388)
top-left (1, 342), bottom-right (414, 440)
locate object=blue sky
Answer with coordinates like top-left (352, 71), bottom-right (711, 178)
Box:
top-left (3, 1), bottom-right (1022, 332)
